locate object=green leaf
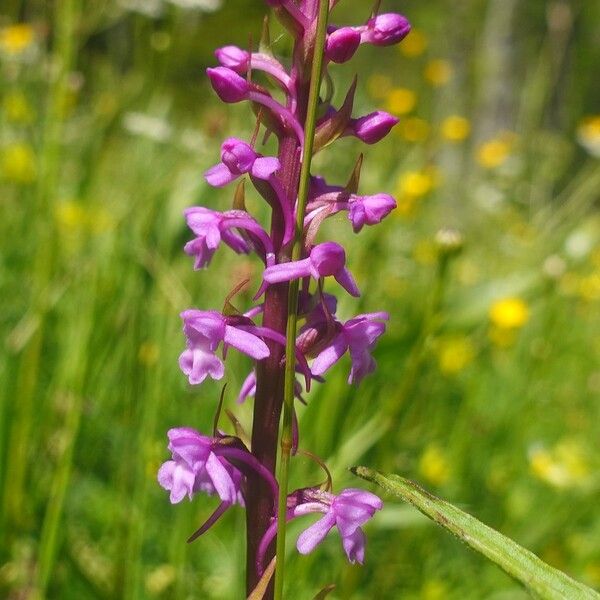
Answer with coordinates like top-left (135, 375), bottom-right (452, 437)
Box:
top-left (352, 467), bottom-right (600, 600)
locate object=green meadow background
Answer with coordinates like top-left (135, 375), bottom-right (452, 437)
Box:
top-left (1, 0), bottom-right (599, 598)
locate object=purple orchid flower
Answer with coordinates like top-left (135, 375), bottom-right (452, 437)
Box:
top-left (158, 427), bottom-right (280, 543)
top-left (325, 27), bottom-right (361, 64)
top-left (179, 310), bottom-right (272, 385)
top-left (257, 487), bottom-right (383, 572)
top-left (184, 207), bottom-right (275, 269)
top-left (158, 427), bottom-right (244, 505)
top-left (311, 312), bottom-right (389, 384)
top-left (359, 13), bottom-right (411, 47)
top-left (348, 193), bottom-right (397, 232)
top-left (305, 188), bottom-right (396, 234)
top-left (205, 138), bottom-right (280, 188)
top-left (346, 111), bottom-right (399, 144)
top-left (206, 67), bottom-right (305, 142)
top-left (215, 46), bottom-right (293, 93)
top-left (261, 242), bottom-right (360, 298)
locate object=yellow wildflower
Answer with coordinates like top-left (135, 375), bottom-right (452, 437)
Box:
top-left (489, 297), bottom-right (530, 329)
top-left (529, 440), bottom-right (590, 489)
top-left (397, 170), bottom-right (434, 198)
top-left (419, 445), bottom-right (451, 486)
top-left (476, 138), bottom-right (511, 168)
top-left (1, 142), bottom-right (36, 184)
top-left (578, 273), bottom-right (600, 302)
top-left (399, 29), bottom-right (428, 57)
top-left (0, 24), bottom-right (35, 55)
top-left (441, 115), bottom-right (471, 142)
top-left (577, 115), bottom-right (600, 158)
top-left (55, 201), bottom-right (88, 231)
top-left (3, 90), bottom-right (35, 124)
top-left (385, 88), bottom-right (417, 116)
top-left (397, 117), bottom-right (430, 142)
top-left (366, 74), bottom-right (392, 100)
top-left (424, 59), bottom-right (453, 87)
top-left (436, 335), bottom-right (475, 375)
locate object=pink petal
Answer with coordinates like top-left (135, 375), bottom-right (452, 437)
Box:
top-left (205, 452), bottom-right (238, 504)
top-left (224, 326), bottom-right (270, 360)
top-left (341, 528), bottom-right (366, 564)
top-left (311, 334), bottom-right (348, 376)
top-left (334, 267), bottom-right (360, 297)
top-left (204, 162), bottom-right (236, 187)
top-left (263, 258), bottom-right (311, 284)
top-left (296, 512), bottom-right (336, 555)
top-left (251, 156), bottom-right (280, 179)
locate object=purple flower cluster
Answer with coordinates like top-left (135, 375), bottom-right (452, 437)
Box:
top-left (157, 0), bottom-right (411, 587)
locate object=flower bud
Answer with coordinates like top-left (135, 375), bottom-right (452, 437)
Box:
top-left (220, 138), bottom-right (257, 174)
top-left (362, 13), bottom-right (411, 47)
top-left (206, 67), bottom-right (250, 103)
top-left (326, 27), bottom-right (361, 64)
top-left (349, 111), bottom-right (399, 144)
top-left (215, 46), bottom-right (250, 72)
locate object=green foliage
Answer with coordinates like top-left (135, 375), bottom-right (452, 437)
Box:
top-left (353, 467), bottom-right (600, 599)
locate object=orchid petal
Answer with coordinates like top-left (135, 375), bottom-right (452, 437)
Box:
top-left (296, 512), bottom-right (336, 555)
top-left (205, 162), bottom-right (237, 187)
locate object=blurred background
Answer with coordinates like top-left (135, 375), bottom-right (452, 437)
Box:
top-left (1, 0), bottom-right (599, 598)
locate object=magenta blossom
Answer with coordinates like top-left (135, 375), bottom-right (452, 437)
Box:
top-left (258, 487), bottom-right (383, 571)
top-left (215, 46), bottom-right (292, 92)
top-left (296, 488), bottom-right (383, 563)
top-left (184, 207), bottom-right (277, 269)
top-left (347, 111), bottom-right (399, 144)
top-left (206, 67), bottom-right (304, 142)
top-left (305, 189), bottom-right (396, 234)
top-left (205, 138), bottom-right (280, 187)
top-left (261, 242), bottom-right (359, 297)
top-left (348, 193), bottom-right (396, 232)
top-left (157, 428), bottom-right (244, 505)
top-left (311, 312), bottom-right (389, 384)
top-left (326, 27), bottom-right (361, 64)
top-left (179, 310), bottom-right (273, 385)
top-left (360, 13), bottom-right (411, 47)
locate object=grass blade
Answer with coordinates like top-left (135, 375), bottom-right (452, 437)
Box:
top-left (352, 466), bottom-right (600, 600)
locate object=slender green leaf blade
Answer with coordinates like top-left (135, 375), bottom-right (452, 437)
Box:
top-left (352, 467), bottom-right (600, 600)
